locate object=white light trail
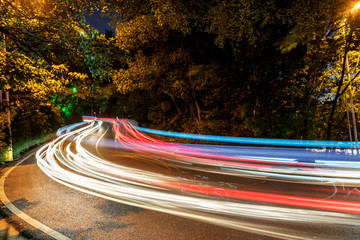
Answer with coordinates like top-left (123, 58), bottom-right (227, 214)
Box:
top-left (36, 119), bottom-right (360, 239)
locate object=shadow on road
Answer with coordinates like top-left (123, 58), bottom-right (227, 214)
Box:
top-left (94, 200), bottom-right (142, 218)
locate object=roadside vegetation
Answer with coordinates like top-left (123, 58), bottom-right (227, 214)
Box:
top-left (12, 133), bottom-right (54, 159)
top-left (1, 0), bottom-right (360, 161)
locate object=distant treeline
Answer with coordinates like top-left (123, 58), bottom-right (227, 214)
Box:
top-left (1, 0), bottom-right (360, 154)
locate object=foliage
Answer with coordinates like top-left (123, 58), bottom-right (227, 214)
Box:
top-left (13, 132), bottom-right (54, 159)
top-left (0, 0), bottom-right (126, 156)
top-left (2, 0), bottom-right (360, 147)
top-left (104, 0), bottom-right (360, 140)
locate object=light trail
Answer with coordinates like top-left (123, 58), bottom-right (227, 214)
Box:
top-left (113, 119), bottom-right (360, 187)
top-left (36, 117), bottom-right (360, 239)
top-left (134, 122), bottom-right (360, 148)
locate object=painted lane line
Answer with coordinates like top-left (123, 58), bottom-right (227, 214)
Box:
top-left (0, 152), bottom-right (71, 240)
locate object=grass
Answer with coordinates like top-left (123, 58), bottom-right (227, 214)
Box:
top-left (13, 133), bottom-right (55, 159)
top-left (0, 132), bottom-right (55, 164)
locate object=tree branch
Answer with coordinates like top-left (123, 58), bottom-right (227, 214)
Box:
top-left (339, 70), bottom-right (360, 96)
top-left (0, 25), bottom-right (53, 70)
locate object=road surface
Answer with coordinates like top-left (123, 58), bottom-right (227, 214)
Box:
top-left (1, 118), bottom-right (360, 239)
top-left (1, 149), bottom-right (275, 239)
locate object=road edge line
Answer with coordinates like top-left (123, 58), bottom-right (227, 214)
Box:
top-left (0, 151), bottom-right (71, 240)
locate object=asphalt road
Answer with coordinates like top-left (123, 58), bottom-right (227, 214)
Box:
top-left (0, 148), bottom-right (276, 240)
top-left (2, 120), bottom-right (360, 240)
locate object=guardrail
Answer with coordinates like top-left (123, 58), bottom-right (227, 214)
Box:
top-left (81, 116), bottom-right (359, 148)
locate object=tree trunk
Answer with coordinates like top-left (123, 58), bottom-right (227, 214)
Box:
top-left (326, 29), bottom-right (353, 140)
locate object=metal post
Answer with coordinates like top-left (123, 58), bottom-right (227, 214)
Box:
top-left (6, 91), bottom-right (13, 161)
top-left (349, 87), bottom-right (358, 143)
top-left (346, 56), bottom-right (358, 146)
top-left (345, 92), bottom-right (353, 141)
top-left (0, 90), bottom-right (2, 111)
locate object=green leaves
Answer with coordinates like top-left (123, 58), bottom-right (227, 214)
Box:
top-left (107, 0), bottom-right (360, 139)
top-left (0, 0), bottom-right (131, 152)
top-left (2, 0), bottom-right (359, 141)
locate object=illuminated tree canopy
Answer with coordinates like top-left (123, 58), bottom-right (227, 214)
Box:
top-left (2, 0), bottom-right (360, 158)
top-left (106, 0), bottom-right (360, 139)
top-left (0, 0), bottom-right (125, 154)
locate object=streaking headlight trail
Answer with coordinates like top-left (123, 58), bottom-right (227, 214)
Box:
top-left (37, 117), bottom-right (360, 240)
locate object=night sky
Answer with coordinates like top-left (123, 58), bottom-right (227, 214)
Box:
top-left (86, 10), bottom-right (115, 34)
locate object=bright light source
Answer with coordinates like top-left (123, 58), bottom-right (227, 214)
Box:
top-left (351, 2), bottom-right (360, 13)
top-left (73, 87), bottom-right (77, 93)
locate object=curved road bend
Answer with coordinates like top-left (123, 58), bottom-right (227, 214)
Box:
top-left (0, 148), bottom-right (276, 240)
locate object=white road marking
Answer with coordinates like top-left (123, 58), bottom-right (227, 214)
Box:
top-left (0, 152), bottom-right (71, 240)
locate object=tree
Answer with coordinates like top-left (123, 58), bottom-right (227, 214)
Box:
top-left (278, 0), bottom-right (360, 139)
top-left (106, 0), bottom-right (300, 136)
top-left (105, 0), bottom-right (360, 139)
top-left (0, 0), bottom-right (126, 158)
